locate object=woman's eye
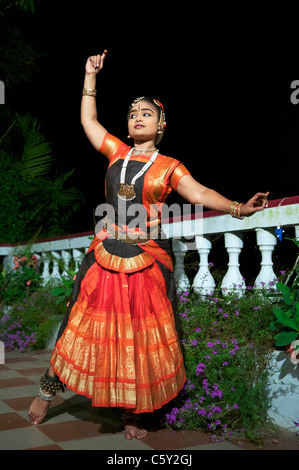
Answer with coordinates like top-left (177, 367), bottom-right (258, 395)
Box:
top-left (130, 114), bottom-right (137, 119)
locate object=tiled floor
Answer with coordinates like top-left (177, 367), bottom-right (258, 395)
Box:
top-left (1, 350), bottom-right (299, 452)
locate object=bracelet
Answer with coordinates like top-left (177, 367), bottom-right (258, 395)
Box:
top-left (38, 387), bottom-right (55, 402)
top-left (230, 201), bottom-right (244, 220)
top-left (82, 88), bottom-right (97, 97)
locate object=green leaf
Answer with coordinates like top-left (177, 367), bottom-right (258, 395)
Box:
top-left (274, 331), bottom-right (299, 347)
top-left (51, 288), bottom-right (65, 297)
top-left (273, 308), bottom-right (298, 331)
top-left (276, 282), bottom-right (292, 306)
top-left (269, 320), bottom-right (281, 331)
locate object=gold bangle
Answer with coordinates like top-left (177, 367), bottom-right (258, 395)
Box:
top-left (237, 203), bottom-right (244, 219)
top-left (82, 88), bottom-right (97, 97)
top-left (230, 201), bottom-right (238, 218)
top-left (230, 201), bottom-right (244, 219)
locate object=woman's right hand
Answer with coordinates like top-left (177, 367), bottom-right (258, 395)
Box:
top-left (85, 50), bottom-right (107, 75)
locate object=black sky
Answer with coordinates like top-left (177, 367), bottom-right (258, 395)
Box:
top-left (5, 2), bottom-right (299, 233)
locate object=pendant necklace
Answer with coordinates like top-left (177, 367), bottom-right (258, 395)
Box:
top-left (117, 147), bottom-right (159, 201)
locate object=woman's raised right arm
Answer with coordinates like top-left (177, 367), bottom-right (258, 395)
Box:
top-left (81, 51), bottom-right (108, 154)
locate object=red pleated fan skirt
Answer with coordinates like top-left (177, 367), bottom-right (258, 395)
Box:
top-left (50, 260), bottom-right (186, 413)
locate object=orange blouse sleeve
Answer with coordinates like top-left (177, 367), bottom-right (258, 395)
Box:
top-left (170, 162), bottom-right (191, 190)
top-left (99, 133), bottom-right (129, 161)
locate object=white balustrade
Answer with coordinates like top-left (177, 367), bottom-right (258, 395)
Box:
top-left (0, 197), bottom-right (298, 295)
top-left (171, 196), bottom-right (299, 297)
top-left (193, 235), bottom-right (215, 298)
top-left (221, 232), bottom-right (246, 296)
top-left (50, 251), bottom-right (61, 283)
top-left (172, 239), bottom-right (190, 292)
top-left (61, 250), bottom-right (71, 277)
top-left (0, 232), bottom-right (94, 286)
top-left (254, 228), bottom-right (277, 289)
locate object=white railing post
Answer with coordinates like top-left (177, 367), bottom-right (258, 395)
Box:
top-left (61, 250), bottom-right (71, 276)
top-left (172, 239), bottom-right (190, 293)
top-left (51, 251), bottom-right (61, 283)
top-left (254, 228), bottom-right (277, 289)
top-left (72, 249), bottom-right (84, 272)
top-left (41, 252), bottom-right (51, 285)
top-left (221, 232), bottom-right (246, 296)
top-left (193, 235), bottom-right (215, 298)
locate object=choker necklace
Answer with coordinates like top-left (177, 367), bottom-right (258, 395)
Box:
top-left (133, 147), bottom-right (157, 153)
top-left (118, 147), bottom-right (159, 201)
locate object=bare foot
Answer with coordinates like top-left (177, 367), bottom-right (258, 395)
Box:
top-left (124, 424), bottom-right (148, 440)
top-left (28, 395), bottom-right (51, 425)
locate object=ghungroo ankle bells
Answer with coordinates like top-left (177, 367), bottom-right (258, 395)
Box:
top-left (40, 369), bottom-right (65, 395)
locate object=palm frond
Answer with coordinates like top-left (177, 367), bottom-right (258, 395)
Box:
top-left (17, 113), bottom-right (54, 179)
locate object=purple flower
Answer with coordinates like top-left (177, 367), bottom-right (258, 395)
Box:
top-left (195, 327), bottom-right (201, 332)
top-left (222, 361), bottom-right (228, 366)
top-left (233, 404), bottom-right (239, 409)
top-left (196, 363), bottom-right (206, 376)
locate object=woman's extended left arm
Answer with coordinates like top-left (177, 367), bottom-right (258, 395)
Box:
top-left (176, 175), bottom-right (269, 217)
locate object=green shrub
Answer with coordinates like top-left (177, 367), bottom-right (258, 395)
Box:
top-left (0, 287), bottom-right (66, 351)
top-left (164, 287), bottom-right (276, 442)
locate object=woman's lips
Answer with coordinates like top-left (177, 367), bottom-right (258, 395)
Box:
top-left (134, 124), bottom-right (145, 128)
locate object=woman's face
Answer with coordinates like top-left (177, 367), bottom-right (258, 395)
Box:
top-left (127, 100), bottom-right (160, 143)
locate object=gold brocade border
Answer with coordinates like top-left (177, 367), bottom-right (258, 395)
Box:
top-left (99, 133), bottom-right (125, 160)
top-left (94, 240), bottom-right (156, 273)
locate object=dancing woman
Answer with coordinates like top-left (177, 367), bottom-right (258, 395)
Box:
top-left (28, 50), bottom-right (269, 440)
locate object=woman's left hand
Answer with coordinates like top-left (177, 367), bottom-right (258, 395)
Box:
top-left (241, 191), bottom-right (269, 217)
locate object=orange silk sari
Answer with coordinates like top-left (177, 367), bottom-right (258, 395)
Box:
top-left (50, 133), bottom-right (189, 413)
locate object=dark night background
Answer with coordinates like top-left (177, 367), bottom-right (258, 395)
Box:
top-left (3, 2), bottom-right (299, 238)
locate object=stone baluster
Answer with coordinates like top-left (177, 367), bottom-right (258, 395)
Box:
top-left (193, 235), bottom-right (215, 299)
top-left (41, 252), bottom-right (51, 285)
top-left (254, 228), bottom-right (277, 289)
top-left (61, 250), bottom-right (71, 276)
top-left (51, 251), bottom-right (61, 283)
top-left (72, 249), bottom-right (83, 272)
top-left (172, 239), bottom-right (190, 293)
top-left (221, 232), bottom-right (246, 297)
